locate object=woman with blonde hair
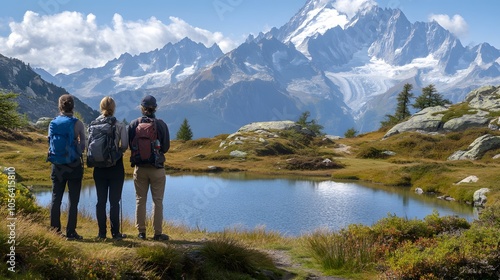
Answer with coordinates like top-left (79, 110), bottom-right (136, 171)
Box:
top-left (87, 96), bottom-right (128, 240)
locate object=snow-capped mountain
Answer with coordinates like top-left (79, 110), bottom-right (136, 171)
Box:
top-left (37, 37), bottom-right (223, 108)
top-left (263, 0), bottom-right (500, 132)
top-left (114, 37), bottom-right (355, 137)
top-left (36, 0), bottom-right (500, 137)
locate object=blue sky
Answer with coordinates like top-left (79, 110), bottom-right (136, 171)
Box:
top-left (0, 0), bottom-right (498, 74)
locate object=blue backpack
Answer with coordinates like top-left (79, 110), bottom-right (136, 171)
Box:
top-left (47, 115), bottom-right (80, 165)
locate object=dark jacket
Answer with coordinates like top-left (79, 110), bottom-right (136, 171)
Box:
top-left (128, 114), bottom-right (170, 167)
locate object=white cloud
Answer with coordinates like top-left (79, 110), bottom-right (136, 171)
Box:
top-left (334, 0), bottom-right (376, 19)
top-left (429, 14), bottom-right (469, 38)
top-left (0, 11), bottom-right (237, 74)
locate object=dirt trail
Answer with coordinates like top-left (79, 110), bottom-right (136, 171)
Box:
top-left (264, 249), bottom-right (346, 280)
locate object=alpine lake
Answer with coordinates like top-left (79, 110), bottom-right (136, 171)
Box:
top-left (34, 173), bottom-right (476, 236)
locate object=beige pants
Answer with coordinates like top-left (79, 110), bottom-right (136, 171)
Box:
top-left (133, 166), bottom-right (166, 235)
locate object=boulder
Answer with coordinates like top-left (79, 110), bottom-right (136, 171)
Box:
top-left (465, 86), bottom-right (500, 111)
top-left (35, 117), bottom-right (52, 129)
top-left (473, 188), bottom-right (490, 207)
top-left (238, 121), bottom-right (300, 132)
top-left (455, 175), bottom-right (479, 184)
top-left (448, 134), bottom-right (500, 160)
top-left (238, 121), bottom-right (314, 135)
top-left (384, 106), bottom-right (447, 138)
top-left (384, 86), bottom-right (500, 138)
top-left (442, 111), bottom-right (490, 131)
top-left (229, 150), bottom-right (247, 158)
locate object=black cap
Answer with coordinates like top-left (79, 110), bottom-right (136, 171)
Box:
top-left (141, 95), bottom-right (157, 108)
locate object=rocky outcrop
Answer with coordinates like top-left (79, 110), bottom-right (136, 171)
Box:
top-left (448, 134), bottom-right (500, 160)
top-left (384, 85), bottom-right (500, 138)
top-left (465, 86), bottom-right (500, 111)
top-left (442, 111), bottom-right (490, 131)
top-left (238, 121), bottom-right (314, 135)
top-left (384, 106), bottom-right (447, 138)
top-left (473, 188), bottom-right (490, 207)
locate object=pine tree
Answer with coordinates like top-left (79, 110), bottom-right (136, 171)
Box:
top-left (296, 111), bottom-right (324, 135)
top-left (176, 118), bottom-right (193, 141)
top-left (379, 83), bottom-right (414, 129)
top-left (413, 84), bottom-right (451, 111)
top-left (0, 92), bottom-right (26, 129)
top-left (394, 83), bottom-right (414, 121)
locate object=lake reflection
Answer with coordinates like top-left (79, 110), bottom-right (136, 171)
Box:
top-left (34, 174), bottom-right (475, 236)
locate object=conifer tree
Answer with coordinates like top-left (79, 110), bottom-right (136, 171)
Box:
top-left (394, 83), bottom-right (414, 121)
top-left (176, 118), bottom-right (193, 141)
top-left (296, 111), bottom-right (324, 135)
top-left (413, 84), bottom-right (451, 111)
top-left (379, 83), bottom-right (414, 129)
top-left (0, 92), bottom-right (26, 129)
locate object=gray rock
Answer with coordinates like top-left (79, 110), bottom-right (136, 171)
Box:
top-left (229, 150), bottom-right (247, 158)
top-left (384, 106), bottom-right (447, 138)
top-left (238, 121), bottom-right (301, 133)
top-left (324, 135), bottom-right (341, 141)
top-left (35, 117), bottom-right (52, 129)
top-left (415, 188), bottom-right (424, 194)
top-left (382, 151), bottom-right (396, 156)
top-left (442, 111), bottom-right (490, 131)
top-left (384, 86), bottom-right (500, 138)
top-left (456, 175), bottom-right (479, 184)
top-left (448, 134), bottom-right (500, 160)
top-left (473, 188), bottom-right (490, 207)
top-left (465, 86), bottom-right (500, 111)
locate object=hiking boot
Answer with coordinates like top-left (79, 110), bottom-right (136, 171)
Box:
top-left (96, 234), bottom-right (107, 240)
top-left (66, 232), bottom-right (83, 241)
top-left (112, 233), bottom-right (127, 240)
top-left (153, 234), bottom-right (169, 241)
top-left (137, 232), bottom-right (146, 240)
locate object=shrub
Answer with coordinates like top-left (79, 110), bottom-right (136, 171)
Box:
top-left (254, 141), bottom-right (295, 156)
top-left (284, 156), bottom-right (344, 170)
top-left (385, 227), bottom-right (500, 279)
top-left (279, 129), bottom-right (313, 147)
top-left (305, 227), bottom-right (378, 272)
top-left (344, 128), bottom-right (358, 138)
top-left (0, 173), bottom-right (41, 215)
top-left (200, 238), bottom-right (276, 276)
top-left (356, 146), bottom-right (387, 159)
top-left (136, 245), bottom-right (185, 278)
top-left (475, 203), bottom-right (500, 229)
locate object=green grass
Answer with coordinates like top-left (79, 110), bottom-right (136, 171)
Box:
top-left (3, 124), bottom-right (500, 279)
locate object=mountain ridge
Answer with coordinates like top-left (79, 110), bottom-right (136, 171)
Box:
top-left (32, 0), bottom-right (500, 137)
top-left (0, 54), bottom-right (99, 123)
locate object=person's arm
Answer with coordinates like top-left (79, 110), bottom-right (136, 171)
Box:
top-left (117, 123), bottom-right (128, 153)
top-left (158, 120), bottom-right (170, 153)
top-left (75, 120), bottom-right (86, 154)
top-left (128, 120), bottom-right (137, 150)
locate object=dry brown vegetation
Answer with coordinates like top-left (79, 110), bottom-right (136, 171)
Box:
top-left (1, 126), bottom-right (500, 205)
top-left (3, 126), bottom-right (500, 279)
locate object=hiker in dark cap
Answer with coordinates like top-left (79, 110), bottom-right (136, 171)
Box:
top-left (128, 95), bottom-right (170, 241)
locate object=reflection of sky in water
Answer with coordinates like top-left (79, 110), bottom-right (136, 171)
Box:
top-left (34, 175), bottom-right (476, 236)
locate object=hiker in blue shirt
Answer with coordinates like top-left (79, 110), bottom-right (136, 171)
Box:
top-left (47, 94), bottom-right (85, 240)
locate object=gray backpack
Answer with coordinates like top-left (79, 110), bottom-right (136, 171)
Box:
top-left (87, 117), bottom-right (121, 168)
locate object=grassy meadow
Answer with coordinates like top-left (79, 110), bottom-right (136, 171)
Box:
top-left (1, 126), bottom-right (500, 279)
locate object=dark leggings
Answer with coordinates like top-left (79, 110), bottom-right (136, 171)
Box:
top-left (50, 161), bottom-right (83, 235)
top-left (93, 158), bottom-right (125, 236)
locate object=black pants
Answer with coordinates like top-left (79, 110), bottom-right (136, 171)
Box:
top-left (50, 160), bottom-right (83, 235)
top-left (93, 157), bottom-right (125, 237)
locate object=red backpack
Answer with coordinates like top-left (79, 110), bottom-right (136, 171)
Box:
top-left (130, 117), bottom-right (160, 165)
